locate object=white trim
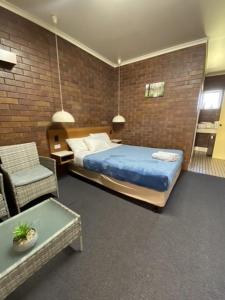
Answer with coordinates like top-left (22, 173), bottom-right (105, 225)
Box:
top-left (0, 0), bottom-right (116, 67)
top-left (120, 38), bottom-right (208, 66)
top-left (0, 0), bottom-right (207, 68)
top-left (206, 71), bottom-right (225, 77)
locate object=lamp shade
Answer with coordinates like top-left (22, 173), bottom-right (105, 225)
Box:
top-left (52, 110), bottom-right (75, 123)
top-left (112, 114), bottom-right (126, 123)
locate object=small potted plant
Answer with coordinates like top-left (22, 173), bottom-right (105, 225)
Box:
top-left (13, 223), bottom-right (38, 252)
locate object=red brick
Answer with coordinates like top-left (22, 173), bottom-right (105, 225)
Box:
top-left (14, 74), bottom-right (33, 83)
top-left (0, 71), bottom-right (14, 79)
top-left (0, 104), bottom-right (9, 109)
top-left (5, 79), bottom-right (25, 87)
top-left (0, 91), bottom-right (7, 97)
top-left (0, 98), bottom-right (18, 104)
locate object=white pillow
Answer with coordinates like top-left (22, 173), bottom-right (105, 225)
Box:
top-left (90, 132), bottom-right (111, 144)
top-left (84, 136), bottom-right (110, 152)
top-left (66, 138), bottom-right (88, 154)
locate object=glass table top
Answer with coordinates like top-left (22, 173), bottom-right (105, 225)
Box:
top-left (0, 198), bottom-right (79, 277)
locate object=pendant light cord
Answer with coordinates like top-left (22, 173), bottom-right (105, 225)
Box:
top-left (118, 64), bottom-right (120, 115)
top-left (55, 34), bottom-right (64, 111)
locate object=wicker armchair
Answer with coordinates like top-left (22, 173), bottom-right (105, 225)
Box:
top-left (0, 142), bottom-right (59, 212)
top-left (0, 173), bottom-right (9, 219)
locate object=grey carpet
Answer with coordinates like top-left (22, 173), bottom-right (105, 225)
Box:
top-left (7, 172), bottom-right (225, 300)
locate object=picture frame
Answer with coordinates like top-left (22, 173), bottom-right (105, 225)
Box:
top-left (145, 82), bottom-right (165, 98)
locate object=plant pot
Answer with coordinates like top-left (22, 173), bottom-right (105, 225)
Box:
top-left (13, 228), bottom-right (38, 252)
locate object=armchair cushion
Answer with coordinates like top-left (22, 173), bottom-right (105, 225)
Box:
top-left (0, 143), bottom-right (58, 212)
top-left (15, 175), bottom-right (57, 208)
top-left (11, 165), bottom-right (53, 187)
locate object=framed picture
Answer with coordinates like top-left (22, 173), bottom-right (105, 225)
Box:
top-left (145, 82), bottom-right (165, 98)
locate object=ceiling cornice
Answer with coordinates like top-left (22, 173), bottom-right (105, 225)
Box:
top-left (120, 38), bottom-right (208, 66)
top-left (0, 0), bottom-right (207, 68)
top-left (206, 71), bottom-right (225, 77)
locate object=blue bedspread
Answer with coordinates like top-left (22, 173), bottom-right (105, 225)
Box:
top-left (83, 145), bottom-right (183, 191)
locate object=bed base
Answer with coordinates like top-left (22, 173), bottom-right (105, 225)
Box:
top-left (69, 164), bottom-right (181, 208)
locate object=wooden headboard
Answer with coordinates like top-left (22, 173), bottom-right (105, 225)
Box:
top-left (47, 126), bottom-right (113, 154)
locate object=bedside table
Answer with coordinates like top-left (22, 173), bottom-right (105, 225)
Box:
top-left (51, 151), bottom-right (74, 176)
top-left (111, 139), bottom-right (122, 144)
top-left (51, 150), bottom-right (74, 165)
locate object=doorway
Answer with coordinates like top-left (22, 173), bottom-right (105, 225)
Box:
top-left (189, 75), bottom-right (225, 177)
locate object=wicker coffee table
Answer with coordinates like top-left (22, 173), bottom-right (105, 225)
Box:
top-left (0, 198), bottom-right (83, 299)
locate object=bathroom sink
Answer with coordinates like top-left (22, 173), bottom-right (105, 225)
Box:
top-left (197, 122), bottom-right (218, 134)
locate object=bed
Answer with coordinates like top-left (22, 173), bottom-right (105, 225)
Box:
top-left (47, 126), bottom-right (183, 208)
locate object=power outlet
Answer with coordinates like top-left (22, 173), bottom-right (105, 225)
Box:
top-left (54, 144), bottom-right (61, 150)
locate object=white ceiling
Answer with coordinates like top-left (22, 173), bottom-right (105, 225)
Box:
top-left (2, 0), bottom-right (225, 74)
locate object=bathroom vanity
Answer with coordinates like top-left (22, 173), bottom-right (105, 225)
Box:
top-left (195, 123), bottom-right (218, 156)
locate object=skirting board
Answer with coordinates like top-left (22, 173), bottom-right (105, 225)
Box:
top-left (69, 164), bottom-right (181, 208)
top-left (194, 146), bottom-right (207, 152)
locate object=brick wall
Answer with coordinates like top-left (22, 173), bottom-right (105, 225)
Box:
top-left (0, 7), bottom-right (206, 168)
top-left (0, 7), bottom-right (115, 155)
top-left (113, 45), bottom-right (206, 168)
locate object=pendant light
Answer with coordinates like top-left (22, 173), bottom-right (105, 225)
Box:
top-left (51, 16), bottom-right (75, 123)
top-left (112, 58), bottom-right (126, 123)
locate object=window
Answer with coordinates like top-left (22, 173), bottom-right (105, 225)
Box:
top-left (201, 90), bottom-right (223, 110)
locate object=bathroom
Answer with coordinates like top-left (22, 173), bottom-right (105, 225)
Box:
top-left (189, 74), bottom-right (225, 177)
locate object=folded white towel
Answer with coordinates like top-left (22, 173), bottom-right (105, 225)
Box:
top-left (152, 151), bottom-right (179, 162)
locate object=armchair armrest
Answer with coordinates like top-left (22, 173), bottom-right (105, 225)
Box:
top-left (39, 156), bottom-right (57, 174)
top-left (0, 173), bottom-right (9, 216)
top-left (0, 166), bottom-right (13, 188)
top-left (39, 156), bottom-right (59, 198)
top-left (0, 173), bottom-right (5, 196)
